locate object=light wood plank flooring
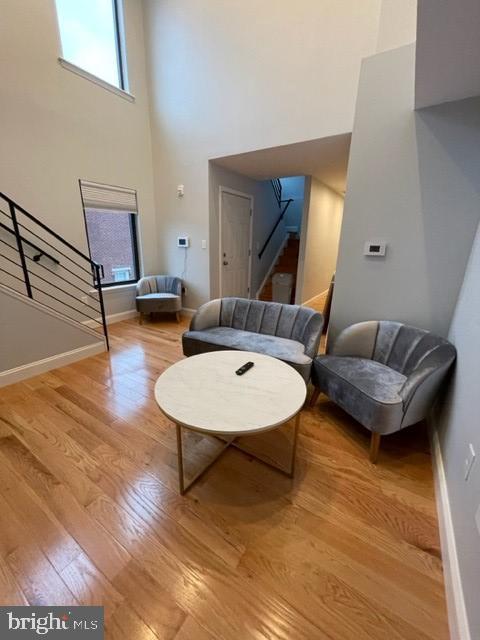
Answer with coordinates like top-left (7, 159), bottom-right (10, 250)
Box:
top-left (0, 317), bottom-right (448, 639)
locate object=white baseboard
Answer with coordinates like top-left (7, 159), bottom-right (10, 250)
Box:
top-left (83, 309), bottom-right (138, 329)
top-left (0, 342), bottom-right (106, 388)
top-left (105, 309), bottom-right (138, 325)
top-left (84, 308), bottom-right (197, 328)
top-left (181, 307), bottom-right (196, 317)
top-left (430, 426), bottom-right (471, 640)
top-left (255, 234), bottom-right (289, 299)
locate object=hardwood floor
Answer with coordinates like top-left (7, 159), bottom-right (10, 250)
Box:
top-left (0, 317), bottom-right (449, 639)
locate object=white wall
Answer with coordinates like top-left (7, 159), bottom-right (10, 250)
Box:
top-left (330, 44), bottom-right (480, 344)
top-left (434, 219), bottom-right (480, 638)
top-left (209, 164), bottom-right (284, 299)
top-left (298, 178), bottom-right (343, 303)
top-left (376, 0), bottom-right (417, 53)
top-left (143, 0), bottom-right (384, 308)
top-left (0, 0), bottom-right (157, 316)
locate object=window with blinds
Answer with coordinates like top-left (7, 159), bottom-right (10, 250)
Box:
top-left (79, 180), bottom-right (140, 287)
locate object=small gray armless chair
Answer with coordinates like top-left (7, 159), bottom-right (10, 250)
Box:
top-left (310, 321), bottom-right (456, 463)
top-left (136, 276), bottom-right (182, 323)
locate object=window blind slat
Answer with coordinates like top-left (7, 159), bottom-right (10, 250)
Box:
top-left (80, 180), bottom-right (138, 213)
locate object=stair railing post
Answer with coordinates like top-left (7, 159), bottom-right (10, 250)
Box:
top-left (94, 263), bottom-right (110, 351)
top-left (9, 202), bottom-right (33, 298)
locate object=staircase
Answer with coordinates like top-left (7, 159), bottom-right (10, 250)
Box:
top-left (258, 233), bottom-right (300, 303)
top-left (0, 191), bottom-right (109, 351)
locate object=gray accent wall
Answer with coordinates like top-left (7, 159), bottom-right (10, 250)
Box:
top-left (331, 44), bottom-right (480, 344)
top-left (330, 42), bottom-right (480, 637)
top-left (434, 221), bottom-right (480, 636)
top-left (281, 177), bottom-right (305, 232)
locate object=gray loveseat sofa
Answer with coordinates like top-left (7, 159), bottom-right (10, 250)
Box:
top-left (182, 297), bottom-right (324, 382)
top-left (310, 320), bottom-right (456, 462)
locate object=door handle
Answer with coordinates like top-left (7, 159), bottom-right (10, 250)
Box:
top-left (223, 261), bottom-right (229, 266)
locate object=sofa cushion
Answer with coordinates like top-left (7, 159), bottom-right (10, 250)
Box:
top-left (182, 327), bottom-right (312, 381)
top-left (312, 356), bottom-right (406, 434)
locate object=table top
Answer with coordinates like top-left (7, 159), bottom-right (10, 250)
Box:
top-left (154, 350), bottom-right (306, 436)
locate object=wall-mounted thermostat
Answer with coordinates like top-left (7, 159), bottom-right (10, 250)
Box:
top-left (177, 236), bottom-right (190, 248)
top-left (364, 240), bottom-right (386, 257)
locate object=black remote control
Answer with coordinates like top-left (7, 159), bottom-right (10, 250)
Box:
top-left (236, 361), bottom-right (254, 376)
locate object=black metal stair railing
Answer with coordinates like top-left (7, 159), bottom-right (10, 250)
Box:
top-left (0, 191), bottom-right (109, 350)
top-left (257, 179), bottom-right (293, 260)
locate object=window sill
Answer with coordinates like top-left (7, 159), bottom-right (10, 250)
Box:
top-left (90, 283), bottom-right (137, 295)
top-left (58, 58), bottom-right (135, 103)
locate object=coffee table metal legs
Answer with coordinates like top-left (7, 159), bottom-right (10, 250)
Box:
top-left (176, 424), bottom-right (232, 495)
top-left (175, 412), bottom-right (301, 495)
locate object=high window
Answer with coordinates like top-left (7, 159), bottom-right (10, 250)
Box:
top-left (80, 181), bottom-right (140, 287)
top-left (55, 0), bottom-right (126, 89)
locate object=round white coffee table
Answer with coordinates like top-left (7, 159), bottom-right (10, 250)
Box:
top-left (154, 350), bottom-right (306, 494)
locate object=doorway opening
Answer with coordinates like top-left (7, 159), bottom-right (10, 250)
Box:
top-left (209, 133), bottom-right (349, 323)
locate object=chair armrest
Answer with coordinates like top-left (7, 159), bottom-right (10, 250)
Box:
top-left (136, 276), bottom-right (154, 297)
top-left (399, 347), bottom-right (456, 427)
top-left (302, 313), bottom-right (324, 359)
top-left (172, 278), bottom-right (182, 297)
top-left (190, 299), bottom-right (222, 331)
top-left (329, 321), bottom-right (379, 358)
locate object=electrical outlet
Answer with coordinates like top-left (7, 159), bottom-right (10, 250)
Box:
top-left (464, 444), bottom-right (476, 481)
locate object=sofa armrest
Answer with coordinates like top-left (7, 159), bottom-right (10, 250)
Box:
top-left (329, 321), bottom-right (379, 358)
top-left (190, 299), bottom-right (222, 331)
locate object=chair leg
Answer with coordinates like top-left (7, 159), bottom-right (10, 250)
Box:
top-left (139, 313), bottom-right (143, 325)
top-left (176, 311), bottom-right (181, 323)
top-left (309, 387), bottom-right (320, 407)
top-left (369, 432), bottom-right (381, 464)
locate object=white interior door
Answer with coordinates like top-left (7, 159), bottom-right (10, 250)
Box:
top-left (220, 189), bottom-right (252, 298)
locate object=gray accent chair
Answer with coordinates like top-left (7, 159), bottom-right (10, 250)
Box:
top-left (310, 321), bottom-right (456, 463)
top-left (182, 297), bottom-right (324, 382)
top-left (136, 276), bottom-right (182, 323)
